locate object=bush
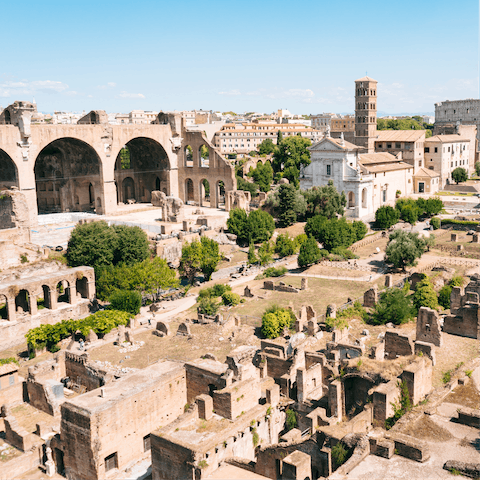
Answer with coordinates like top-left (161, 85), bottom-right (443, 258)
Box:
top-left (298, 236), bottom-right (322, 267)
top-left (332, 442), bottom-right (349, 469)
top-left (213, 284), bottom-right (231, 297)
top-left (286, 408), bottom-right (298, 431)
top-left (430, 217), bottom-right (441, 230)
top-left (385, 380), bottom-right (411, 429)
top-left (371, 288), bottom-right (415, 325)
top-left (452, 167), bottom-right (468, 184)
top-left (109, 290), bottom-right (142, 315)
top-left (222, 292), bottom-right (240, 306)
top-left (476, 162), bottom-right (480, 177)
top-left (275, 233), bottom-right (295, 258)
top-left (413, 279), bottom-right (438, 311)
top-left (441, 219), bottom-right (479, 227)
top-left (258, 241), bottom-right (274, 266)
top-left (438, 285), bottom-right (452, 309)
top-left (248, 243), bottom-right (258, 265)
top-left (375, 205), bottom-right (400, 230)
top-left (385, 230), bottom-right (428, 271)
top-left (197, 296), bottom-right (219, 316)
top-left (330, 246), bottom-right (358, 260)
top-left (261, 306), bottom-right (295, 339)
top-left (263, 266), bottom-right (287, 278)
top-left (26, 310), bottom-right (132, 352)
top-left (227, 208), bottom-right (275, 244)
top-left (293, 233), bottom-right (308, 252)
top-left (0, 357), bottom-right (18, 366)
top-left (449, 276), bottom-right (466, 287)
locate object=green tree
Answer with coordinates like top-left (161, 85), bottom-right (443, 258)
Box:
top-left (109, 290), bottom-right (142, 315)
top-left (298, 236), bottom-right (321, 267)
top-left (249, 161), bottom-right (273, 192)
top-left (385, 230), bottom-right (427, 271)
top-left (246, 209), bottom-right (275, 243)
top-left (277, 130), bottom-right (283, 144)
top-left (66, 221), bottom-right (119, 272)
top-left (222, 291), bottom-right (240, 306)
top-left (264, 185), bottom-right (307, 220)
top-left (371, 288), bottom-right (415, 325)
top-left (258, 139), bottom-right (276, 155)
top-left (413, 279), bottom-right (438, 311)
top-left (302, 181), bottom-right (346, 218)
top-left (248, 243), bottom-right (258, 264)
top-left (197, 296), bottom-right (219, 316)
top-left (179, 240), bottom-right (203, 284)
top-left (112, 224), bottom-right (150, 266)
top-left (438, 285), bottom-right (452, 309)
top-left (305, 216), bottom-right (365, 251)
top-left (236, 176), bottom-right (259, 197)
top-left (452, 167), bottom-right (468, 184)
top-left (275, 233), bottom-right (295, 257)
top-left (200, 145), bottom-right (209, 159)
top-left (430, 217), bottom-right (441, 230)
top-left (261, 306), bottom-right (295, 338)
top-left (227, 208), bottom-right (248, 240)
top-left (119, 147), bottom-right (131, 169)
top-left (375, 205), bottom-right (400, 230)
top-left (424, 197), bottom-right (443, 216)
top-left (272, 136), bottom-right (311, 187)
top-left (475, 162), bottom-right (480, 177)
top-left (200, 237), bottom-right (221, 281)
top-left (278, 184), bottom-right (298, 227)
top-left (258, 241), bottom-right (274, 266)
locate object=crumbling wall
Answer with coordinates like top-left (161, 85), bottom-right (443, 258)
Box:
top-left (213, 378), bottom-right (261, 420)
top-left (65, 351), bottom-right (110, 391)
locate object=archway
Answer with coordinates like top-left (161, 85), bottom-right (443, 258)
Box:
top-left (15, 289), bottom-right (30, 314)
top-left (200, 179), bottom-right (210, 207)
top-left (361, 188), bottom-right (367, 208)
top-left (199, 145), bottom-right (209, 168)
top-left (185, 145), bottom-right (193, 167)
top-left (348, 192), bottom-right (355, 208)
top-left (114, 138), bottom-right (170, 203)
top-left (57, 281), bottom-right (70, 304)
top-left (122, 177), bottom-right (135, 202)
top-left (185, 179), bottom-right (194, 203)
top-left (216, 181), bottom-right (225, 207)
top-left (4, 110), bottom-right (11, 124)
top-left (39, 285), bottom-right (53, 310)
top-left (0, 149), bottom-right (18, 189)
top-left (76, 277), bottom-right (89, 299)
top-left (0, 294), bottom-right (8, 320)
top-left (34, 138), bottom-right (102, 215)
top-left (343, 375), bottom-right (374, 418)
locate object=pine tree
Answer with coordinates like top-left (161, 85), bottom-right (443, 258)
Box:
top-left (278, 184), bottom-right (297, 227)
top-left (277, 129), bottom-right (283, 144)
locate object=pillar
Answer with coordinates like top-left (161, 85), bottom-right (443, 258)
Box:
top-left (29, 293), bottom-right (38, 316)
top-left (68, 284), bottom-right (77, 305)
top-left (6, 296), bottom-right (16, 322)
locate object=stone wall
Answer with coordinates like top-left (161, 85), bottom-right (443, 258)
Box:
top-left (185, 360), bottom-right (228, 404)
top-left (384, 331), bottom-right (414, 359)
top-left (213, 378), bottom-right (261, 420)
top-left (64, 351), bottom-right (110, 391)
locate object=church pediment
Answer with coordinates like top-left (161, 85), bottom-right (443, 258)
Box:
top-left (309, 138), bottom-right (344, 151)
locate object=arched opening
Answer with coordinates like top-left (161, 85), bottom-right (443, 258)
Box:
top-left (185, 179), bottom-right (194, 203)
top-left (122, 177), bottom-right (135, 203)
top-left (114, 137), bottom-right (170, 203)
top-left (57, 281), bottom-right (70, 304)
top-left (39, 285), bottom-right (53, 310)
top-left (4, 110), bottom-right (11, 124)
top-left (0, 294), bottom-right (8, 320)
top-left (362, 188), bottom-right (367, 208)
top-left (216, 181), bottom-right (225, 207)
top-left (343, 375), bottom-right (374, 419)
top-left (0, 149), bottom-right (19, 190)
top-left (348, 191), bottom-right (355, 208)
top-left (200, 179), bottom-right (210, 207)
top-left (34, 137), bottom-right (102, 215)
top-left (76, 277), bottom-right (89, 299)
top-left (15, 289), bottom-right (30, 314)
top-left (199, 145), bottom-right (209, 168)
top-left (185, 145), bottom-right (194, 167)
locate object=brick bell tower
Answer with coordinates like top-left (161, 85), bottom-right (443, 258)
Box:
top-left (355, 76), bottom-right (377, 153)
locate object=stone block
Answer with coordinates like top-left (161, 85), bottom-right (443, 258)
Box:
top-left (264, 280), bottom-right (274, 290)
top-left (244, 286), bottom-right (254, 297)
top-left (196, 394), bottom-right (213, 421)
top-left (176, 323), bottom-right (191, 336)
top-left (472, 234), bottom-right (480, 243)
top-left (416, 307), bottom-right (443, 347)
top-left (414, 341), bottom-right (436, 365)
top-left (384, 331), bottom-right (414, 359)
top-left (266, 384), bottom-right (280, 407)
top-left (326, 304), bottom-right (336, 318)
top-left (363, 285), bottom-right (378, 307)
top-left (282, 450), bottom-right (311, 480)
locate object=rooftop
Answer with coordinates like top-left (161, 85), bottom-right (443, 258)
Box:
top-left (414, 167), bottom-right (441, 178)
top-left (355, 76), bottom-right (378, 83)
top-left (426, 135), bottom-right (471, 143)
top-left (375, 130), bottom-right (426, 142)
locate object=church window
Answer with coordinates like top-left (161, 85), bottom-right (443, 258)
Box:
top-left (326, 165), bottom-right (331, 176)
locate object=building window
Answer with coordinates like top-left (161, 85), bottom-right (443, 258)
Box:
top-left (9, 375), bottom-right (14, 386)
top-left (143, 435), bottom-right (151, 452)
top-left (395, 143), bottom-right (401, 149)
top-left (425, 147), bottom-right (430, 153)
top-left (105, 453), bottom-right (118, 472)
top-left (387, 143), bottom-right (392, 149)
top-left (435, 147), bottom-right (438, 153)
top-left (326, 165), bottom-right (331, 176)
top-left (382, 190), bottom-right (386, 203)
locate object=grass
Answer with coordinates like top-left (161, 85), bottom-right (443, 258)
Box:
top-left (437, 191), bottom-right (476, 197)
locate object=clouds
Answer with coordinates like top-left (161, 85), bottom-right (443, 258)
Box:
top-left (0, 79), bottom-right (71, 97)
top-left (97, 82), bottom-right (117, 89)
top-left (118, 91), bottom-right (145, 99)
top-left (218, 89), bottom-right (241, 96)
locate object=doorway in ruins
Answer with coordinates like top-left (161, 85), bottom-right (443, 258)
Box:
top-left (34, 138), bottom-right (103, 215)
top-left (185, 179), bottom-right (194, 203)
top-left (0, 149), bottom-right (19, 190)
top-left (343, 374), bottom-right (374, 418)
top-left (114, 137), bottom-right (170, 204)
top-left (216, 180), bottom-right (225, 207)
top-left (200, 179), bottom-right (210, 207)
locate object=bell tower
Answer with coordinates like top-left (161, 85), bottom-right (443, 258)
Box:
top-left (355, 76), bottom-right (377, 153)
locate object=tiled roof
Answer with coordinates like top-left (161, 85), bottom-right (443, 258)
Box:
top-left (356, 76), bottom-right (377, 82)
top-left (374, 130), bottom-right (426, 142)
top-left (359, 152), bottom-right (399, 164)
top-left (364, 163), bottom-right (412, 173)
top-left (426, 135), bottom-right (471, 143)
top-left (0, 363), bottom-right (18, 375)
top-left (414, 167), bottom-right (441, 178)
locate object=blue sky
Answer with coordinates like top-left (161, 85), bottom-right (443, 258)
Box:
top-left (1, 0), bottom-right (478, 115)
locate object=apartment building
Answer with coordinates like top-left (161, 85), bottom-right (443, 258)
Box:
top-left (374, 130), bottom-right (426, 169)
top-left (213, 123), bottom-right (323, 154)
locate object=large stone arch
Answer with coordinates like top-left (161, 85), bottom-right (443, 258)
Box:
top-left (34, 137), bottom-right (104, 215)
top-left (0, 149), bottom-right (18, 189)
top-left (114, 137), bottom-right (171, 203)
top-left (342, 373), bottom-right (375, 418)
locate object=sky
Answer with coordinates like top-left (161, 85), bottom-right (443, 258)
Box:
top-left (0, 0), bottom-right (478, 115)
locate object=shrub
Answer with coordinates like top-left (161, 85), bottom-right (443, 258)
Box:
top-left (438, 285), bottom-right (452, 309)
top-left (197, 296), bottom-right (219, 316)
top-left (430, 217), bottom-right (441, 230)
top-left (213, 284), bottom-right (232, 297)
top-left (452, 167), bottom-right (468, 184)
top-left (293, 233), bottom-right (308, 252)
top-left (413, 279), bottom-right (438, 311)
top-left (263, 266), bottom-right (287, 278)
top-left (385, 380), bottom-right (411, 429)
top-left (330, 246), bottom-right (358, 260)
top-left (449, 276), bottom-right (466, 287)
top-left (375, 205), bottom-right (400, 230)
top-left (275, 233), bottom-right (295, 258)
top-left (222, 292), bottom-right (240, 306)
top-left (337, 301), bottom-right (368, 322)
top-left (371, 288), bottom-right (415, 325)
top-left (298, 236), bottom-right (321, 267)
top-left (109, 290), bottom-right (142, 315)
top-left (286, 408), bottom-right (298, 431)
top-left (25, 310), bottom-right (132, 353)
top-left (258, 241), bottom-right (274, 266)
top-left (261, 306), bottom-right (296, 338)
top-left (441, 219), bottom-right (479, 226)
top-left (248, 243), bottom-right (258, 265)
top-left (0, 357), bottom-right (18, 366)
top-left (332, 442), bottom-right (349, 469)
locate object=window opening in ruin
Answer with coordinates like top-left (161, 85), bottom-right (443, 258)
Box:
top-left (200, 145), bottom-right (209, 168)
top-left (39, 285), bottom-right (52, 310)
top-left (155, 177), bottom-right (160, 191)
top-left (348, 191), bottom-right (355, 208)
top-left (216, 181), bottom-right (225, 207)
top-left (4, 110), bottom-right (11, 124)
top-left (57, 281), bottom-right (69, 304)
top-left (76, 277), bottom-right (88, 299)
top-left (105, 452), bottom-right (118, 472)
top-left (185, 179), bottom-right (194, 203)
top-left (123, 177), bottom-right (135, 203)
top-left (143, 434), bottom-right (151, 452)
top-left (0, 294), bottom-right (8, 320)
top-left (0, 149), bottom-right (18, 189)
top-left (185, 145), bottom-right (194, 167)
top-left (15, 289), bottom-right (30, 314)
top-left (200, 179), bottom-right (210, 207)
